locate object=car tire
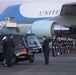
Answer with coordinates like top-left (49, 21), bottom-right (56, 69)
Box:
top-left (3, 56), bottom-right (17, 65)
top-left (29, 54), bottom-right (34, 63)
top-left (29, 57), bottom-right (34, 63)
top-left (13, 56), bottom-right (17, 64)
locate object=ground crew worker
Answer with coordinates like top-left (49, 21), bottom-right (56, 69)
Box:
top-left (6, 33), bottom-right (15, 67)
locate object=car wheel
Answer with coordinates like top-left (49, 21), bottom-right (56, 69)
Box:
top-left (13, 56), bottom-right (17, 64)
top-left (29, 57), bottom-right (34, 63)
top-left (29, 54), bottom-right (34, 63)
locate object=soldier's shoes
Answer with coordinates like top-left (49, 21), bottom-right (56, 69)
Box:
top-left (4, 64), bottom-right (13, 67)
top-left (4, 64), bottom-right (8, 67)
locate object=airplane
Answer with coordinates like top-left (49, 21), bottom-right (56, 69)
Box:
top-left (0, 2), bottom-right (76, 63)
top-left (0, 2), bottom-right (76, 40)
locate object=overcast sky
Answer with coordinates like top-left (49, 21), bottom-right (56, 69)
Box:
top-left (0, 0), bottom-right (76, 14)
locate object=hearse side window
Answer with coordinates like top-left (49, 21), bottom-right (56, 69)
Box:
top-left (28, 36), bottom-right (40, 47)
top-left (13, 35), bottom-right (24, 47)
top-left (0, 35), bottom-right (24, 47)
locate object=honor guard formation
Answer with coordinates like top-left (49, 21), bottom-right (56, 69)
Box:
top-left (51, 36), bottom-right (73, 57)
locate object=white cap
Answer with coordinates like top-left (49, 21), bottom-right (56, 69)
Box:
top-left (2, 36), bottom-right (7, 40)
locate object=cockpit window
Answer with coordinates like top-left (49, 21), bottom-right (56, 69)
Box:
top-left (28, 36), bottom-right (40, 47)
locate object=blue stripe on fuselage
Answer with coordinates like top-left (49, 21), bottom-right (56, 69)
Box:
top-left (0, 4), bottom-right (46, 24)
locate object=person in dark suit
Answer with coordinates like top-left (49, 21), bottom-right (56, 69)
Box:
top-left (42, 36), bottom-right (50, 65)
top-left (6, 33), bottom-right (15, 67)
top-left (2, 36), bottom-right (8, 67)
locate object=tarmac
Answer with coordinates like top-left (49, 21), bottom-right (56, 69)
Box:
top-left (0, 50), bottom-right (76, 75)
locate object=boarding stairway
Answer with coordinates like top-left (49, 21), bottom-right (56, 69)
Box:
top-left (0, 21), bottom-right (17, 29)
top-left (0, 21), bottom-right (6, 29)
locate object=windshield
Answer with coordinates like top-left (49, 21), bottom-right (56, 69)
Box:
top-left (27, 36), bottom-right (40, 47)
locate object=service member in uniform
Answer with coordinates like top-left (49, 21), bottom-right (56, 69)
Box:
top-left (64, 37), bottom-right (67, 53)
top-left (42, 36), bottom-right (50, 65)
top-left (57, 37), bottom-right (62, 55)
top-left (68, 37), bottom-right (71, 52)
top-left (52, 36), bottom-right (57, 57)
top-left (61, 37), bottom-right (65, 54)
top-left (6, 33), bottom-right (15, 67)
top-left (2, 36), bottom-right (8, 67)
top-left (70, 38), bottom-right (73, 52)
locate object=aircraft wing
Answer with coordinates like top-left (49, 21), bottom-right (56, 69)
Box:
top-left (60, 2), bottom-right (76, 16)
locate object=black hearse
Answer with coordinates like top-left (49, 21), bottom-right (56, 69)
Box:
top-left (0, 33), bottom-right (42, 64)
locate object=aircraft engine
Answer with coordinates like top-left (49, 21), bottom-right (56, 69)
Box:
top-left (31, 20), bottom-right (69, 39)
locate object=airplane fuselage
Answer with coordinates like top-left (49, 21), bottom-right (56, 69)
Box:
top-left (0, 3), bottom-right (76, 39)
top-left (0, 23), bottom-right (31, 35)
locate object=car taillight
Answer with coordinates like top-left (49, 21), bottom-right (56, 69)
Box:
top-left (24, 48), bottom-right (28, 54)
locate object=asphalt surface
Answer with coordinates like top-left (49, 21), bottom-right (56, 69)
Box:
top-left (0, 50), bottom-right (76, 75)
